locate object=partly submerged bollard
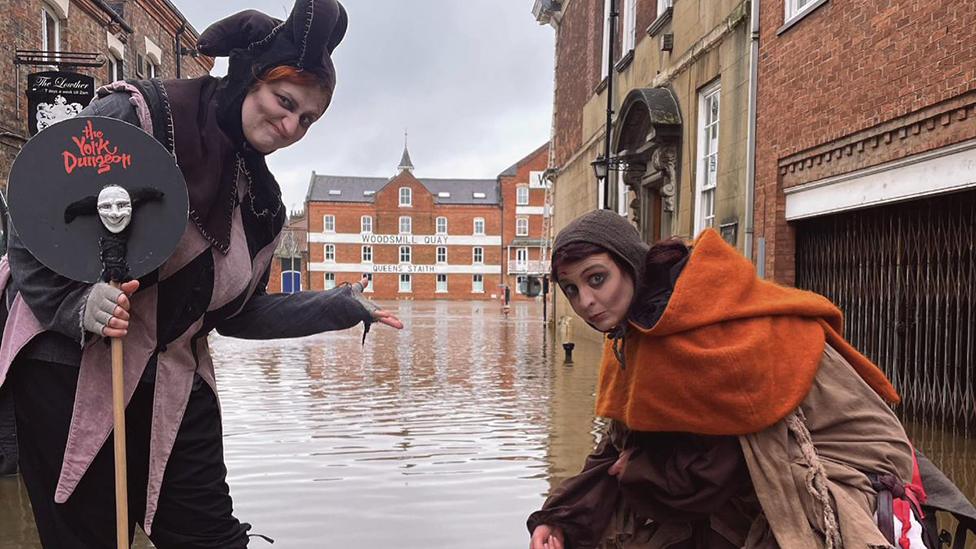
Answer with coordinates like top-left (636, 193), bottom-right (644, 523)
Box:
top-left (562, 342), bottom-right (575, 364)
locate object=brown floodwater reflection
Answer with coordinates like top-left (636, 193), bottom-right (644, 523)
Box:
top-left (1, 300), bottom-right (973, 547)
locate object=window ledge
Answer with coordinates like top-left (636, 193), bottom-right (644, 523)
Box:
top-left (777, 0), bottom-right (829, 35)
top-left (615, 50), bottom-right (635, 72)
top-left (647, 7), bottom-right (673, 37)
top-left (594, 76), bottom-right (609, 95)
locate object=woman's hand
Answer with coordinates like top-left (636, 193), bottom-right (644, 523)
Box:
top-left (530, 525), bottom-right (565, 549)
top-left (83, 280), bottom-right (140, 338)
top-left (608, 447), bottom-right (634, 478)
top-left (355, 275), bottom-right (403, 329)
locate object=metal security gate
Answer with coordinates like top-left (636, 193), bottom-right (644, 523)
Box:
top-left (795, 189), bottom-right (976, 430)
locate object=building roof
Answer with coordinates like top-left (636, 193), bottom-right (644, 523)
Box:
top-left (497, 142), bottom-right (550, 178)
top-left (307, 173), bottom-right (499, 205)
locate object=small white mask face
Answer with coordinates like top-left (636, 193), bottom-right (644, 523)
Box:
top-left (96, 185), bottom-right (132, 234)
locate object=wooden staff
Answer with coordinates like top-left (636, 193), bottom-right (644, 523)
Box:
top-left (110, 281), bottom-right (128, 549)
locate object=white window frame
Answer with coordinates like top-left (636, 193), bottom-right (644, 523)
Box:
top-left (599, 170), bottom-right (631, 216)
top-left (601, 0), bottom-right (611, 80)
top-left (472, 247), bottom-right (484, 265)
top-left (399, 216), bottom-right (412, 235)
top-left (436, 216), bottom-right (448, 235)
top-left (473, 217), bottom-right (485, 236)
top-left (363, 273), bottom-right (373, 293)
top-left (324, 272), bottom-right (336, 290)
top-left (623, 0), bottom-right (637, 53)
top-left (435, 274), bottom-right (448, 293)
top-left (516, 186), bottom-right (530, 206)
top-left (41, 5), bottom-right (61, 56)
top-left (399, 273), bottom-right (412, 293)
top-left (399, 246), bottom-right (411, 264)
top-left (399, 187), bottom-right (412, 207)
top-left (324, 244), bottom-right (336, 262)
top-left (516, 247), bottom-right (529, 271)
top-left (323, 215), bottom-right (335, 233)
top-left (362, 245), bottom-right (373, 263)
top-left (695, 80), bottom-right (721, 235)
top-left (657, 0), bottom-right (674, 15)
top-left (785, 0), bottom-right (819, 23)
top-left (361, 215), bottom-right (373, 233)
top-left (107, 54), bottom-right (124, 83)
top-left (516, 275), bottom-right (527, 295)
top-left (436, 246), bottom-right (447, 264)
top-left (516, 217), bottom-right (529, 237)
top-left (472, 274), bottom-right (484, 294)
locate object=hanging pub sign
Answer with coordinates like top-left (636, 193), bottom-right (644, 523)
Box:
top-left (26, 71), bottom-right (95, 136)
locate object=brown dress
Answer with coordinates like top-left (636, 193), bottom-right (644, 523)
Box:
top-left (528, 345), bottom-right (913, 549)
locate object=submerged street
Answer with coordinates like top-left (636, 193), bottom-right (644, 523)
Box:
top-left (1, 301), bottom-right (973, 547)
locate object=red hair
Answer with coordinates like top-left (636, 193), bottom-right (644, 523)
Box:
top-left (254, 65), bottom-right (329, 90)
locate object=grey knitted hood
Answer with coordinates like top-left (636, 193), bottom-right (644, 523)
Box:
top-left (551, 209), bottom-right (650, 284)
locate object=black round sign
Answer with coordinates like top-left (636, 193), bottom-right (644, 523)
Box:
top-left (8, 116), bottom-right (188, 283)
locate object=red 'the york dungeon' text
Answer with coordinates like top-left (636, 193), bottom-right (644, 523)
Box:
top-left (63, 120), bottom-right (132, 175)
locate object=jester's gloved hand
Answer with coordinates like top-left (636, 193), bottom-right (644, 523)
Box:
top-left (82, 282), bottom-right (124, 337)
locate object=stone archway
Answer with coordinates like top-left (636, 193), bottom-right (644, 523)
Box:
top-left (612, 87), bottom-right (682, 242)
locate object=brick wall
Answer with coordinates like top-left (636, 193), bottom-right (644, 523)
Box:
top-left (552, 0), bottom-right (604, 168)
top-left (755, 0), bottom-right (976, 284)
top-left (499, 143), bottom-right (550, 301)
top-left (0, 0), bottom-right (211, 189)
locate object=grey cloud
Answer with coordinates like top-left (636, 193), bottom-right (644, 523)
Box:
top-left (169, 0), bottom-right (555, 211)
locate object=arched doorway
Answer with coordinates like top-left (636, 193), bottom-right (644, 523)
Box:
top-left (612, 87), bottom-right (682, 242)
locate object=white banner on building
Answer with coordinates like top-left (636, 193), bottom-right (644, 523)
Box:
top-left (310, 262), bottom-right (502, 275)
top-left (309, 233), bottom-right (502, 246)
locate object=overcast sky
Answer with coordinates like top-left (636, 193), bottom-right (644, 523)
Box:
top-left (168, 1), bottom-right (555, 212)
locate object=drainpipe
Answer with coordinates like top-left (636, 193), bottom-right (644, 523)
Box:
top-left (744, 0), bottom-right (760, 261)
top-left (175, 23), bottom-right (185, 79)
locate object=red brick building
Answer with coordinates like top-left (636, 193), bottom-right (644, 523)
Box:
top-left (499, 143), bottom-right (551, 301)
top-left (755, 0), bottom-right (976, 423)
top-left (302, 147), bottom-right (506, 300)
top-left (0, 0), bottom-right (212, 189)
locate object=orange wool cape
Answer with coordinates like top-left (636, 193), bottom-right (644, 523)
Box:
top-left (596, 229), bottom-right (900, 436)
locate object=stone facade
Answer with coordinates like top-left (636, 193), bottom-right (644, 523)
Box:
top-left (755, 0), bottom-right (976, 284)
top-left (0, 0), bottom-right (212, 189)
top-left (535, 0), bottom-right (753, 343)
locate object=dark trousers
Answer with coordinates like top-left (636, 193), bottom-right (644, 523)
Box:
top-left (10, 358), bottom-right (251, 549)
top-left (0, 383), bottom-right (16, 475)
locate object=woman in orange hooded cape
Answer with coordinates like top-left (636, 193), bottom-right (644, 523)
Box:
top-left (527, 210), bottom-right (974, 549)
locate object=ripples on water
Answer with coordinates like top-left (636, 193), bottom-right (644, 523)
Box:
top-left (1, 300), bottom-right (974, 547)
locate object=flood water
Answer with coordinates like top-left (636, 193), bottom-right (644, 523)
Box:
top-left (1, 300), bottom-right (974, 547)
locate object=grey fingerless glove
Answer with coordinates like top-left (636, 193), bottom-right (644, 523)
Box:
top-left (348, 282), bottom-right (378, 345)
top-left (349, 281), bottom-right (380, 317)
top-left (81, 282), bottom-right (123, 336)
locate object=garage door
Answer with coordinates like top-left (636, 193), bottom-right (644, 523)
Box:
top-left (795, 189), bottom-right (975, 427)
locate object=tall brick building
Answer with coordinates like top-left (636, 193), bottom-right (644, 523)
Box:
top-left (0, 0), bottom-right (212, 189)
top-left (755, 0), bottom-right (976, 424)
top-left (302, 147), bottom-right (503, 300)
top-left (534, 0), bottom-right (754, 343)
top-left (287, 144), bottom-right (553, 300)
top-left (499, 142), bottom-right (551, 301)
